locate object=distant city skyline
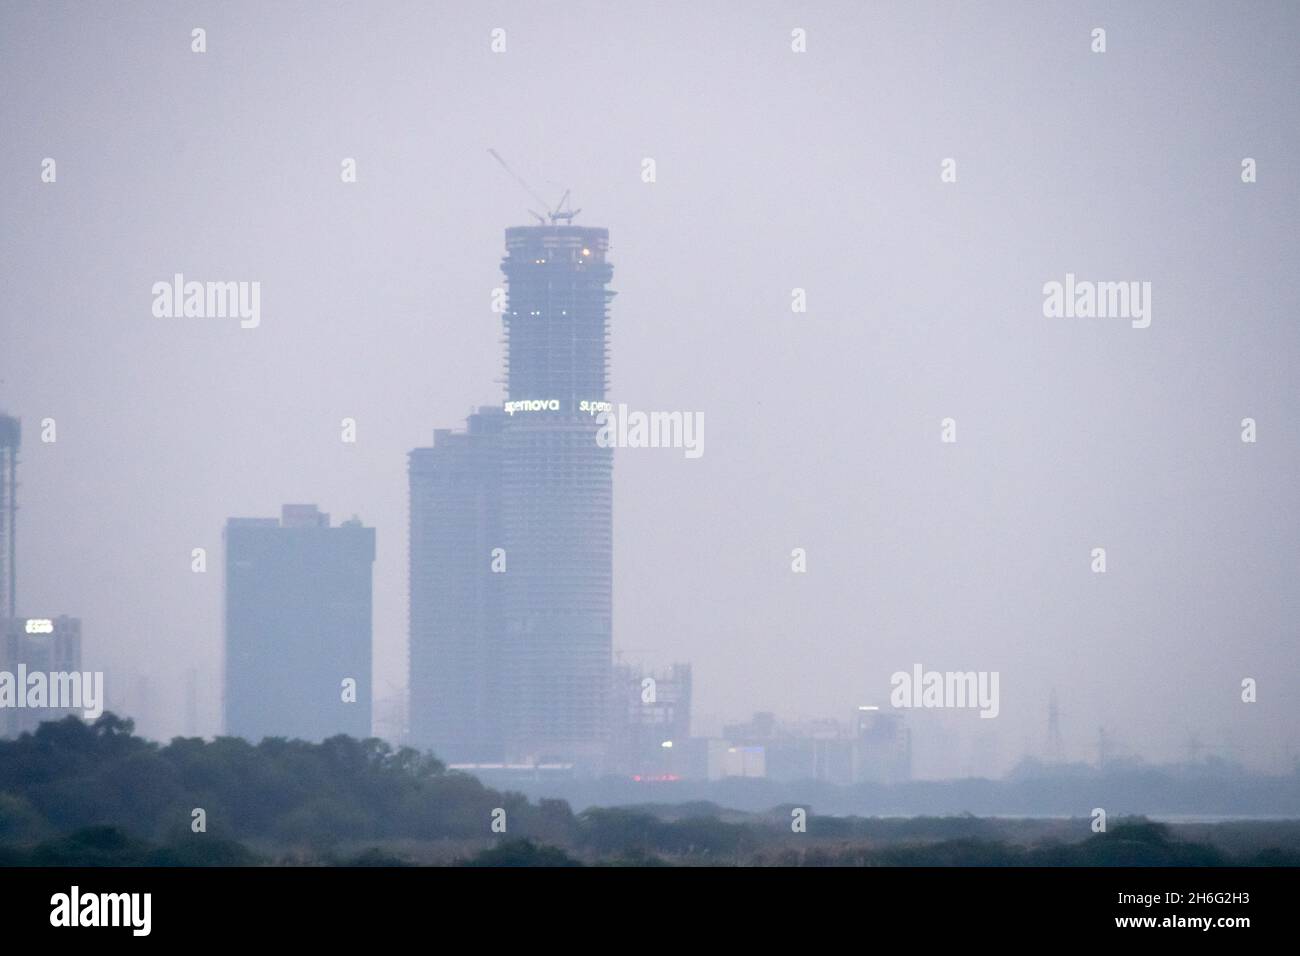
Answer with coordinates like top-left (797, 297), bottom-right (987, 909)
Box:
top-left (3, 2), bottom-right (1298, 780)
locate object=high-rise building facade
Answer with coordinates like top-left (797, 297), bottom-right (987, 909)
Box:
top-left (408, 408), bottom-right (505, 761)
top-left (224, 504), bottom-right (375, 743)
top-left (498, 225), bottom-right (615, 764)
top-left (0, 414), bottom-right (19, 621)
top-left (1, 615), bottom-right (82, 738)
top-left (408, 223), bottom-right (616, 767)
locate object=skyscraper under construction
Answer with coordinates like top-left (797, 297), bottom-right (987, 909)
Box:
top-left (500, 224), bottom-right (615, 764)
top-left (409, 222), bottom-right (615, 767)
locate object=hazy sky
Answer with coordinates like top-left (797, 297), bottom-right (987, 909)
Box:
top-left (3, 1), bottom-right (1297, 777)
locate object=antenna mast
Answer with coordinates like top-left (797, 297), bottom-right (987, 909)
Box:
top-left (487, 149), bottom-right (579, 224)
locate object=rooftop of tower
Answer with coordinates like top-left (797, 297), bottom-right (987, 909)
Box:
top-left (503, 224), bottom-right (611, 268)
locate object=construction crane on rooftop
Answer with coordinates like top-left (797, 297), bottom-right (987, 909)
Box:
top-left (487, 148), bottom-right (581, 225)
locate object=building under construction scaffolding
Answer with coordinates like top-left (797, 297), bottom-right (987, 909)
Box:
top-left (499, 224), bottom-right (615, 764)
top-left (0, 414), bottom-right (19, 621)
top-left (408, 222), bottom-right (617, 768)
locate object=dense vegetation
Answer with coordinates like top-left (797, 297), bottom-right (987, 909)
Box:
top-left (2, 715), bottom-right (1297, 866)
top-left (0, 714), bottom-right (573, 851)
